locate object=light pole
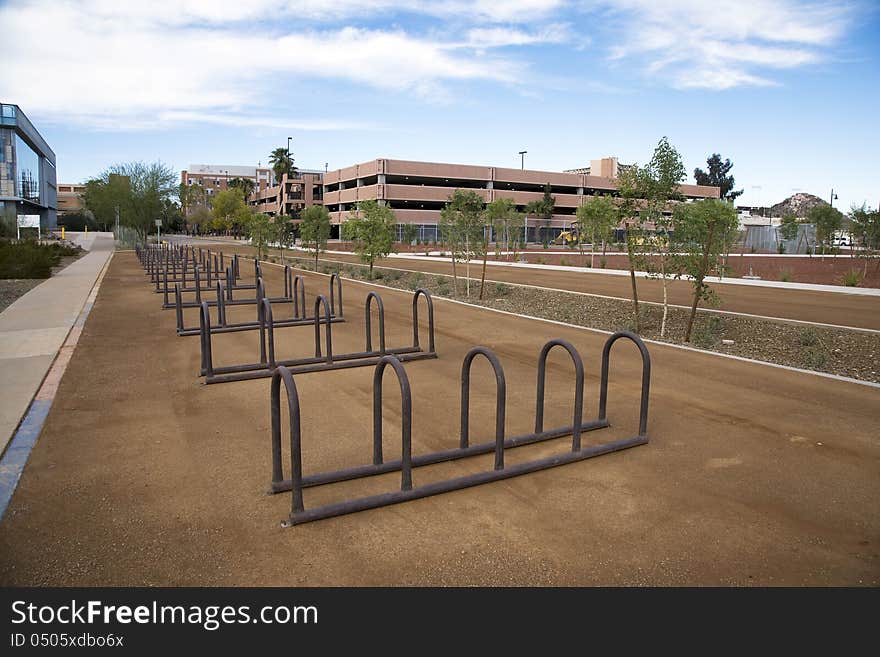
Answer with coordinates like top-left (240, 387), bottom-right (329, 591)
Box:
top-left (518, 150), bottom-right (527, 170)
top-left (830, 188), bottom-right (838, 208)
top-left (287, 137), bottom-right (293, 180)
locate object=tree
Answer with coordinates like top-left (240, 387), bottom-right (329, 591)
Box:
top-left (672, 199), bottom-right (739, 342)
top-left (778, 213), bottom-right (799, 242)
top-left (300, 205), bottom-right (332, 271)
top-left (640, 136), bottom-right (686, 337)
top-left (247, 213), bottom-right (274, 260)
top-left (401, 223), bottom-right (418, 246)
top-left (617, 136), bottom-right (686, 334)
top-left (524, 183), bottom-right (555, 245)
top-left (576, 195), bottom-right (618, 268)
top-left (180, 181), bottom-right (207, 209)
top-left (211, 188), bottom-right (251, 234)
top-left (188, 206), bottom-right (211, 234)
top-left (344, 199), bottom-right (396, 277)
top-left (808, 204), bottom-right (844, 260)
top-left (694, 153), bottom-right (743, 202)
top-left (849, 204), bottom-right (880, 277)
top-left (439, 189), bottom-right (485, 297)
top-left (617, 164), bottom-right (648, 331)
top-left (83, 161), bottom-right (177, 241)
top-left (228, 177), bottom-right (255, 199)
top-left (269, 147), bottom-right (296, 184)
top-left (485, 197), bottom-right (524, 262)
top-left (273, 215), bottom-right (296, 264)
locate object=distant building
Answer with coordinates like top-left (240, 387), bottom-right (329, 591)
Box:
top-left (57, 183), bottom-right (86, 214)
top-left (323, 157), bottom-right (718, 242)
top-left (249, 170), bottom-right (324, 217)
top-left (0, 103), bottom-right (58, 230)
top-left (180, 164), bottom-right (325, 219)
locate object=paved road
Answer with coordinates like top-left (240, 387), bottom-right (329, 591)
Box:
top-left (0, 253), bottom-right (877, 585)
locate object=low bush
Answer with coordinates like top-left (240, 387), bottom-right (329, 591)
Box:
top-left (692, 315), bottom-right (724, 348)
top-left (0, 241), bottom-right (79, 279)
top-left (842, 270), bottom-right (862, 287)
top-left (798, 328), bottom-right (818, 347)
top-left (802, 346), bottom-right (828, 369)
top-left (779, 269), bottom-right (792, 282)
top-left (493, 282), bottom-right (511, 296)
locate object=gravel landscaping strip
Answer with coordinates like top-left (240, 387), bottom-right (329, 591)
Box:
top-left (0, 280), bottom-right (42, 313)
top-left (276, 255), bottom-right (880, 384)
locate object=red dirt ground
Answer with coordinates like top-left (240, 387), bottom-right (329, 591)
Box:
top-left (0, 252), bottom-right (877, 586)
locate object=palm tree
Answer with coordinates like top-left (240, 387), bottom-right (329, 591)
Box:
top-left (268, 147), bottom-right (296, 184)
top-left (228, 177), bottom-right (255, 198)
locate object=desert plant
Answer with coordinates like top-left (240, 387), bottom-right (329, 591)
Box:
top-left (691, 315), bottom-right (724, 348)
top-left (842, 270), bottom-right (862, 287)
top-left (779, 269), bottom-right (792, 282)
top-left (798, 328), bottom-right (818, 347)
top-left (802, 346), bottom-right (828, 370)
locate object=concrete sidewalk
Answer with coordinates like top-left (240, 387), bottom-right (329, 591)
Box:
top-left (0, 232), bottom-right (114, 454)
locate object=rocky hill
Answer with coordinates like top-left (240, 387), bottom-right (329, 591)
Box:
top-left (769, 192), bottom-right (828, 219)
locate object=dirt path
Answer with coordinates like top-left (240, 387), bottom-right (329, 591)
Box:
top-left (0, 252), bottom-right (877, 585)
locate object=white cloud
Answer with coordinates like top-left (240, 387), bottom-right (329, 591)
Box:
top-left (464, 24), bottom-right (572, 48)
top-left (0, 2), bottom-right (528, 130)
top-left (594, 0), bottom-right (853, 89)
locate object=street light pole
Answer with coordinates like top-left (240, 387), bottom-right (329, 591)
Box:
top-left (519, 150), bottom-right (527, 170)
top-left (830, 188), bottom-right (838, 208)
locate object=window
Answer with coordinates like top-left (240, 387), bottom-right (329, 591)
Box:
top-left (14, 134), bottom-right (41, 203)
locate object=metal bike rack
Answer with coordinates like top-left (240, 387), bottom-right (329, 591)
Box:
top-left (164, 259), bottom-right (270, 309)
top-left (268, 333), bottom-right (650, 526)
top-left (175, 274), bottom-right (344, 336)
top-left (200, 288), bottom-right (437, 384)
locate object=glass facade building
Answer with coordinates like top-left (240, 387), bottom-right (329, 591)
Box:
top-left (0, 103), bottom-right (57, 230)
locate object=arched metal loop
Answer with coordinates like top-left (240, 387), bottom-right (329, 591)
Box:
top-left (412, 288), bottom-right (435, 352)
top-left (372, 356), bottom-right (414, 491)
top-left (270, 367), bottom-right (304, 513)
top-left (535, 339), bottom-right (586, 452)
top-left (313, 295), bottom-right (333, 362)
top-left (598, 331), bottom-right (651, 438)
top-left (199, 300), bottom-right (213, 377)
top-left (365, 292), bottom-right (386, 354)
top-left (330, 273), bottom-right (344, 319)
top-left (460, 347), bottom-right (506, 470)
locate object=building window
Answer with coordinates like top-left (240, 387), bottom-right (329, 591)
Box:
top-left (14, 134), bottom-right (41, 203)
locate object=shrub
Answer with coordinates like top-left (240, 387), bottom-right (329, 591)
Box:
top-left (692, 315), bottom-right (724, 348)
top-left (559, 257), bottom-right (571, 267)
top-left (599, 257), bottom-right (607, 268)
top-left (798, 328), bottom-right (818, 347)
top-left (0, 241), bottom-right (79, 279)
top-left (802, 346), bottom-right (827, 370)
top-left (777, 242), bottom-right (786, 254)
top-left (779, 269), bottom-right (792, 282)
top-left (536, 257), bottom-right (545, 265)
top-left (842, 270), bottom-right (861, 287)
top-left (493, 282), bottom-right (511, 296)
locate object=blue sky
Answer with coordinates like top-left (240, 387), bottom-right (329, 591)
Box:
top-left (2, 0), bottom-right (878, 211)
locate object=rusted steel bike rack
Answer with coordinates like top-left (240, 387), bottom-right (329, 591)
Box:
top-left (175, 273), bottom-right (344, 336)
top-left (161, 256), bottom-right (264, 308)
top-left (200, 288), bottom-right (437, 384)
top-left (268, 333), bottom-right (650, 525)
top-left (166, 260), bottom-right (290, 310)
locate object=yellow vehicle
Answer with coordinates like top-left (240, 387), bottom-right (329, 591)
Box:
top-left (553, 229), bottom-right (580, 246)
